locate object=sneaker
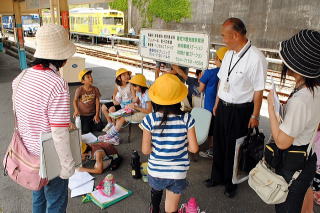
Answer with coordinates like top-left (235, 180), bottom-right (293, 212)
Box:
top-left (199, 149), bottom-right (213, 158)
top-left (102, 123), bottom-right (114, 132)
top-left (105, 136), bottom-right (120, 146)
top-left (98, 131), bottom-right (116, 142)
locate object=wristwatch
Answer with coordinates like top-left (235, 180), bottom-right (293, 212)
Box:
top-left (251, 115), bottom-right (260, 121)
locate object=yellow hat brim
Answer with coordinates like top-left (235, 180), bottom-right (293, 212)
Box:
top-left (78, 70), bottom-right (92, 81)
top-left (116, 70), bottom-right (132, 78)
top-left (129, 79), bottom-right (148, 88)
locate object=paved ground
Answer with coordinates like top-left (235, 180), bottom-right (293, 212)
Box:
top-left (0, 52), bottom-right (315, 213)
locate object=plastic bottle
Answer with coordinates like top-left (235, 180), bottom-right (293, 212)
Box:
top-left (184, 197), bottom-right (199, 213)
top-left (131, 150), bottom-right (142, 179)
top-left (103, 174), bottom-right (115, 196)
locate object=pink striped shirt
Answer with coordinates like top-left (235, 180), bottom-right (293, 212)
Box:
top-left (12, 65), bottom-right (70, 156)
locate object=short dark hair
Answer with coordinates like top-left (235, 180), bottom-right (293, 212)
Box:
top-left (31, 58), bottom-right (67, 69)
top-left (131, 83), bottom-right (148, 94)
top-left (196, 69), bottom-right (202, 76)
top-left (224, 17), bottom-right (247, 35)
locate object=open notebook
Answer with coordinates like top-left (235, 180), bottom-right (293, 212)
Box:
top-left (40, 129), bottom-right (82, 180)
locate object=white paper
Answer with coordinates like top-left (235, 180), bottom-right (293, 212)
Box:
top-left (271, 77), bottom-right (281, 117)
top-left (81, 132), bottom-right (98, 144)
top-left (68, 171), bottom-right (94, 190)
top-left (91, 184), bottom-right (129, 203)
top-left (232, 136), bottom-right (249, 184)
top-left (71, 180), bottom-right (94, 198)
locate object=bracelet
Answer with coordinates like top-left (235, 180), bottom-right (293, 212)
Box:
top-left (251, 115), bottom-right (260, 120)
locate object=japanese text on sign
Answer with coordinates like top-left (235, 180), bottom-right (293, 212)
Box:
top-left (139, 29), bottom-right (210, 70)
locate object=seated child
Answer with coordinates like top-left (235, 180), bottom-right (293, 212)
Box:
top-left (73, 69), bottom-right (104, 134)
top-left (78, 142), bottom-right (122, 174)
top-left (99, 74), bottom-right (152, 145)
top-left (101, 68), bottom-right (135, 132)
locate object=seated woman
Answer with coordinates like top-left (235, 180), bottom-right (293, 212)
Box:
top-left (78, 142), bottom-right (121, 174)
top-left (99, 74), bottom-right (152, 145)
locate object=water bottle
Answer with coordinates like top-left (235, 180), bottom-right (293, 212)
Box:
top-left (179, 197), bottom-right (200, 213)
top-left (103, 174), bottom-right (115, 197)
top-left (75, 116), bottom-right (81, 133)
top-left (131, 150), bottom-right (142, 179)
top-left (185, 197), bottom-right (199, 213)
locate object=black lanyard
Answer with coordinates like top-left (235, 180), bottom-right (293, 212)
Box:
top-left (227, 44), bottom-right (251, 82)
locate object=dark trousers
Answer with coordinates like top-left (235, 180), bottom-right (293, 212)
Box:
top-left (80, 115), bottom-right (103, 134)
top-left (210, 100), bottom-right (253, 184)
top-left (275, 154), bottom-right (317, 213)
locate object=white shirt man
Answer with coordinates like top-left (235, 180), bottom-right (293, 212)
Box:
top-left (217, 40), bottom-right (267, 103)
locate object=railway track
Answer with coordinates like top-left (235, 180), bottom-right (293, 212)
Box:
top-left (76, 45), bottom-right (292, 103)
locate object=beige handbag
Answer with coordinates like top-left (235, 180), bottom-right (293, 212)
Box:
top-left (248, 129), bottom-right (317, 204)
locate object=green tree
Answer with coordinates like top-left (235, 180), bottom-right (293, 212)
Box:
top-left (109, 0), bottom-right (128, 11)
top-left (147, 0), bottom-right (191, 23)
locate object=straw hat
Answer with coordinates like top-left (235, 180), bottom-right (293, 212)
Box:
top-left (216, 47), bottom-right (228, 61)
top-left (129, 74), bottom-right (148, 87)
top-left (78, 69), bottom-right (92, 81)
top-left (34, 24), bottom-right (76, 60)
top-left (148, 74), bottom-right (188, 105)
top-left (116, 68), bottom-right (132, 78)
top-left (279, 29), bottom-right (320, 78)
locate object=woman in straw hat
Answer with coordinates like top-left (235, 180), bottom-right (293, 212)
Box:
top-left (267, 29), bottom-right (320, 212)
top-left (140, 74), bottom-right (199, 213)
top-left (11, 24), bottom-right (76, 213)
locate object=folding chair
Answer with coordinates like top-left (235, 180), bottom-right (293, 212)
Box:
top-left (191, 107), bottom-right (212, 145)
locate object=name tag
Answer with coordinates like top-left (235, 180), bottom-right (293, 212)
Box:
top-left (224, 82), bottom-right (230, 93)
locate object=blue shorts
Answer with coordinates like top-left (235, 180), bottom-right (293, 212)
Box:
top-left (148, 175), bottom-right (188, 194)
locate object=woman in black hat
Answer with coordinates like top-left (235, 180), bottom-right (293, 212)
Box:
top-left (267, 29), bottom-right (320, 212)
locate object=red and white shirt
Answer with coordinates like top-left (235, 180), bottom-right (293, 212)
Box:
top-left (12, 65), bottom-right (70, 156)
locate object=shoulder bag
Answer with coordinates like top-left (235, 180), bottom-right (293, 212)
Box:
top-left (3, 70), bottom-right (48, 190)
top-left (248, 128), bottom-right (317, 204)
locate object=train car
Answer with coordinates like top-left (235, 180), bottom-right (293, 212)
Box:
top-left (1, 14), bottom-right (40, 36)
top-left (69, 8), bottom-right (125, 37)
top-left (42, 8), bottom-right (125, 38)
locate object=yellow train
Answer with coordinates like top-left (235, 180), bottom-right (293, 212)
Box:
top-left (42, 8), bottom-right (125, 37)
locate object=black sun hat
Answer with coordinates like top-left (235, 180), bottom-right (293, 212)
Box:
top-left (279, 29), bottom-right (320, 78)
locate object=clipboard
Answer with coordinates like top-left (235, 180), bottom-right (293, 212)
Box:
top-left (40, 129), bottom-right (82, 180)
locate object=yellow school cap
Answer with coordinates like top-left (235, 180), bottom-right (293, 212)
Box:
top-left (116, 68), bottom-right (132, 78)
top-left (78, 69), bottom-right (92, 81)
top-left (216, 47), bottom-right (228, 61)
top-left (148, 74), bottom-right (187, 105)
top-left (129, 74), bottom-right (148, 88)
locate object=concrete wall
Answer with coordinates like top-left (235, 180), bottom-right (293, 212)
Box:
top-left (132, 0), bottom-right (320, 50)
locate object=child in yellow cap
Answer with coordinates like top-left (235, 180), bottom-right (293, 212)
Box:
top-left (99, 74), bottom-right (152, 145)
top-left (73, 69), bottom-right (103, 133)
top-left (101, 68), bottom-right (135, 132)
top-left (140, 74), bottom-right (199, 213)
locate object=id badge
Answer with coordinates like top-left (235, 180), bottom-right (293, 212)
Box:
top-left (224, 81), bottom-right (230, 93)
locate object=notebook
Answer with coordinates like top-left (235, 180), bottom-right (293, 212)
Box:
top-left (85, 184), bottom-right (132, 209)
top-left (40, 129), bottom-right (82, 180)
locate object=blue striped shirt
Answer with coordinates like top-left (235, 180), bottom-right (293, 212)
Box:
top-left (141, 112), bottom-right (195, 179)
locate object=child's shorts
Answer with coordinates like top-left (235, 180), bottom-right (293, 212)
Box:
top-left (104, 102), bottom-right (121, 111)
top-left (148, 175), bottom-right (188, 194)
top-left (124, 112), bottom-right (146, 123)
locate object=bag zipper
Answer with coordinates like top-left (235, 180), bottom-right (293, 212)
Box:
top-left (288, 150), bottom-right (306, 156)
top-left (10, 149), bottom-right (40, 170)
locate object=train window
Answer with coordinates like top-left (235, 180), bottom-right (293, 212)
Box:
top-left (103, 17), bottom-right (123, 25)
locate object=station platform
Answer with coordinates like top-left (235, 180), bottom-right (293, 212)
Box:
top-left (0, 52), bottom-right (313, 213)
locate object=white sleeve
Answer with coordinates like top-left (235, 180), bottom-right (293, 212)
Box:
top-left (279, 100), bottom-right (310, 138)
top-left (51, 127), bottom-right (75, 179)
top-left (248, 55), bottom-right (267, 91)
